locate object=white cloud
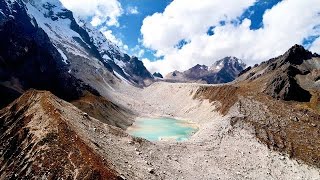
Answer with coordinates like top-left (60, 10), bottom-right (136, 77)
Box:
top-left (101, 29), bottom-right (128, 52)
top-left (137, 49), bottom-right (145, 57)
top-left (123, 45), bottom-right (129, 51)
top-left (60, 0), bottom-right (123, 27)
top-left (310, 37), bottom-right (320, 54)
top-left (142, 58), bottom-right (158, 73)
top-left (141, 0), bottom-right (320, 75)
top-left (141, 0), bottom-right (256, 55)
top-left (130, 45), bottom-right (145, 58)
top-left (126, 6), bottom-right (139, 15)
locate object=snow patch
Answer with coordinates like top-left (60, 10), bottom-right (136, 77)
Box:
top-left (114, 71), bottom-right (132, 85)
top-left (57, 48), bottom-right (68, 64)
top-left (114, 59), bottom-right (126, 69)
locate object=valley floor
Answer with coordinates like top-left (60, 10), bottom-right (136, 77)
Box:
top-left (100, 82), bottom-right (320, 179)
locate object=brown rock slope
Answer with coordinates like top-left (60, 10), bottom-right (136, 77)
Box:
top-left (194, 45), bottom-right (320, 168)
top-left (72, 92), bottom-right (135, 130)
top-left (238, 44), bottom-right (319, 102)
top-left (0, 90), bottom-right (118, 179)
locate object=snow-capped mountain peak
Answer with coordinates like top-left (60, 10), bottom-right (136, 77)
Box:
top-left (3, 0), bottom-right (153, 88)
top-left (210, 56), bottom-right (246, 72)
top-left (166, 56), bottom-right (246, 84)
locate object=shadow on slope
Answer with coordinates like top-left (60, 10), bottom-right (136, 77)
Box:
top-left (71, 92), bottom-right (135, 130)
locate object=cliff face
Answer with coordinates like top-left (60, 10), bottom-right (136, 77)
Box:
top-left (0, 0), bottom-right (153, 109)
top-left (239, 44), bottom-right (319, 102)
top-left (0, 0), bottom-right (100, 109)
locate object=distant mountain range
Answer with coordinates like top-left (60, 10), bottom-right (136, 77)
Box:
top-left (165, 56), bottom-right (246, 84)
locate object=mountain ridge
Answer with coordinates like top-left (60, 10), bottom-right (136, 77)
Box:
top-left (0, 0), bottom-right (320, 179)
top-left (166, 56), bottom-right (246, 84)
top-left (0, 90), bottom-right (119, 179)
top-left (0, 0), bottom-right (154, 108)
top-left (238, 44), bottom-right (319, 102)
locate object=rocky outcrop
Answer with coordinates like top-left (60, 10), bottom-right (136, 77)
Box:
top-left (264, 71), bottom-right (311, 102)
top-left (279, 44), bottom-right (314, 66)
top-left (123, 57), bottom-right (153, 85)
top-left (263, 45), bottom-right (317, 102)
top-left (239, 44), bottom-right (318, 102)
top-left (153, 72), bottom-right (163, 78)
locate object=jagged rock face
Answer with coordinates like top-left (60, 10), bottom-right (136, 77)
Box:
top-left (280, 44), bottom-right (314, 65)
top-left (166, 57), bottom-right (246, 84)
top-left (264, 73), bottom-right (311, 102)
top-left (0, 0), bottom-right (152, 101)
top-left (239, 44), bottom-right (318, 102)
top-left (153, 72), bottom-right (163, 78)
top-left (213, 57), bottom-right (246, 80)
top-left (79, 21), bottom-right (153, 86)
top-left (0, 90), bottom-right (118, 179)
top-left (123, 57), bottom-right (153, 84)
top-left (0, 0), bottom-right (154, 107)
top-left (0, 0), bottom-right (99, 108)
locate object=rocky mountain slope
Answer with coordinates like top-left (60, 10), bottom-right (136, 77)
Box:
top-left (0, 0), bottom-right (100, 109)
top-left (0, 0), bottom-right (153, 109)
top-left (1, 43), bottom-right (320, 179)
top-left (0, 0), bottom-right (320, 179)
top-left (238, 44), bottom-right (319, 102)
top-left (166, 56), bottom-right (246, 84)
top-left (71, 92), bottom-right (135, 129)
top-left (107, 79), bottom-right (319, 179)
top-left (152, 72), bottom-right (163, 78)
top-left (193, 45), bottom-right (320, 168)
top-left (0, 90), bottom-right (119, 179)
top-left (0, 0), bottom-right (138, 129)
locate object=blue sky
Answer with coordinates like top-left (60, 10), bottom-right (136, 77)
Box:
top-left (110, 0), bottom-right (171, 48)
top-left (109, 0), bottom-right (286, 61)
top-left (61, 0), bottom-right (320, 74)
top-left (108, 0), bottom-right (172, 60)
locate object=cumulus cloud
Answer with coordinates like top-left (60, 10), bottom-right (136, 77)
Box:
top-left (126, 6), bottom-right (139, 15)
top-left (129, 45), bottom-right (145, 58)
top-left (60, 0), bottom-right (123, 27)
top-left (310, 37), bottom-right (320, 53)
top-left (101, 29), bottom-right (128, 52)
top-left (141, 0), bottom-right (320, 75)
top-left (141, 0), bottom-right (256, 55)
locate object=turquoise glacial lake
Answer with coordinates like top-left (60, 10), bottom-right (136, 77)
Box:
top-left (126, 117), bottom-right (198, 142)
